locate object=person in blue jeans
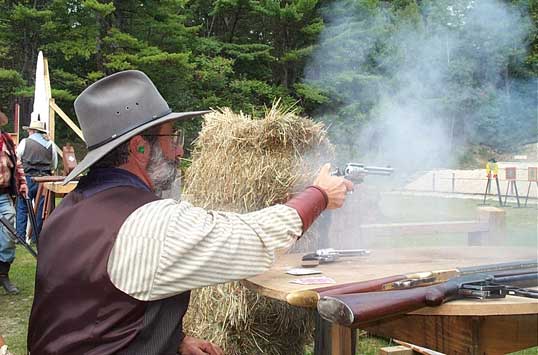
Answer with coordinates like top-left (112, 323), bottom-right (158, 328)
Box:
top-left (16, 120), bottom-right (57, 243)
top-left (0, 110), bottom-right (28, 295)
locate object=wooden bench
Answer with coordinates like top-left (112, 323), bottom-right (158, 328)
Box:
top-left (360, 207), bottom-right (505, 246)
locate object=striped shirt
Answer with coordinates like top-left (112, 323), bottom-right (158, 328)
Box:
top-left (108, 199), bottom-right (302, 301)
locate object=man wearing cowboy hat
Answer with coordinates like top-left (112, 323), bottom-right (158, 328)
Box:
top-left (27, 70), bottom-right (353, 354)
top-left (15, 120), bottom-right (58, 243)
top-left (0, 110), bottom-right (28, 295)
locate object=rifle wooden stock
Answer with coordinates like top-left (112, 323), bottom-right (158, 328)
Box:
top-left (317, 272), bottom-right (538, 326)
top-left (318, 281), bottom-right (459, 326)
top-left (286, 275), bottom-right (406, 307)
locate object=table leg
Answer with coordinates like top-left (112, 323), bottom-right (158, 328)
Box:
top-left (314, 314), bottom-right (356, 355)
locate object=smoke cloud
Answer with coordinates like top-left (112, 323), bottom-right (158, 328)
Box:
top-left (304, 0), bottom-right (536, 173)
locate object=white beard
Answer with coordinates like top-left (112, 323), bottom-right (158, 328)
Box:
top-left (147, 143), bottom-right (180, 199)
top-left (159, 176), bottom-right (182, 200)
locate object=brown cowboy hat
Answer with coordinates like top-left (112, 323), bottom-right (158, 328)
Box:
top-left (63, 70), bottom-right (208, 183)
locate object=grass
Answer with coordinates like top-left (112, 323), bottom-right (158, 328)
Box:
top-left (0, 248), bottom-right (35, 354)
top-left (0, 195), bottom-right (537, 354)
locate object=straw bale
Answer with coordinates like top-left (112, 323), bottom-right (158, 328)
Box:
top-left (182, 102), bottom-right (333, 354)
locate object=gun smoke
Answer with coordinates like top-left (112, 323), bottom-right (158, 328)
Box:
top-left (303, 0), bottom-right (537, 250)
top-left (305, 0), bottom-right (535, 172)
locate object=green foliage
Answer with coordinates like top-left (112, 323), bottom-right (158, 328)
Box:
top-left (0, 69), bottom-right (24, 109)
top-left (0, 0), bottom-right (535, 157)
top-left (82, 0), bottom-right (115, 15)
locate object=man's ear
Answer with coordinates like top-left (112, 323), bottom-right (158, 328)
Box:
top-left (129, 135), bottom-right (151, 166)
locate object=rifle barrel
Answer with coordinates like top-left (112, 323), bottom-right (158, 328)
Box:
top-left (0, 215), bottom-right (37, 258)
top-left (459, 259), bottom-right (538, 275)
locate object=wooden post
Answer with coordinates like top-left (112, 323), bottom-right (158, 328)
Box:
top-left (49, 98), bottom-right (56, 142)
top-left (477, 206), bottom-right (506, 245)
top-left (330, 323), bottom-right (355, 355)
top-left (13, 101), bottom-right (20, 143)
top-left (314, 314), bottom-right (356, 355)
top-left (49, 100), bottom-right (84, 140)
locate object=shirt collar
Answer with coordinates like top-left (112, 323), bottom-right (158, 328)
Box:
top-left (29, 132), bottom-right (52, 148)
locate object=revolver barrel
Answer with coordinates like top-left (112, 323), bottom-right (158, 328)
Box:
top-left (334, 163), bottom-right (394, 182)
top-left (360, 165), bottom-right (394, 176)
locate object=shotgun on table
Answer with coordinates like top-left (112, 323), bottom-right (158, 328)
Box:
top-left (317, 271), bottom-right (538, 326)
top-left (286, 259), bottom-right (538, 307)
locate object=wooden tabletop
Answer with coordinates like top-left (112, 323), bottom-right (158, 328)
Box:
top-left (43, 181), bottom-right (78, 194)
top-left (244, 247), bottom-right (538, 316)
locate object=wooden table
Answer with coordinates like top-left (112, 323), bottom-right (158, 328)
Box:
top-left (32, 176), bottom-right (78, 221)
top-left (245, 247), bottom-right (538, 355)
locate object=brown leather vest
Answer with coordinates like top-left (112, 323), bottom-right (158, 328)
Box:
top-left (28, 186), bottom-right (190, 355)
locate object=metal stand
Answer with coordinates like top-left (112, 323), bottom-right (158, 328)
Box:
top-left (524, 181), bottom-right (538, 207)
top-left (482, 177), bottom-right (503, 207)
top-left (504, 180), bottom-right (521, 207)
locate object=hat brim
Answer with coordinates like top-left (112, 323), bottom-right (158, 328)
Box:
top-left (23, 126), bottom-right (48, 133)
top-left (63, 110), bottom-right (209, 184)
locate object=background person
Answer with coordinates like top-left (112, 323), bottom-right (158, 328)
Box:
top-left (15, 120), bottom-right (57, 243)
top-left (27, 71), bottom-right (352, 355)
top-left (0, 110), bottom-right (28, 295)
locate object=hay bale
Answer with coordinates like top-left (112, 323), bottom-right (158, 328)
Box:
top-left (182, 103), bottom-right (333, 354)
top-left (184, 105), bottom-right (333, 211)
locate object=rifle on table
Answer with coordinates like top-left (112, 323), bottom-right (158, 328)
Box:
top-left (317, 270), bottom-right (538, 326)
top-left (286, 259), bottom-right (538, 307)
top-left (0, 215), bottom-right (37, 258)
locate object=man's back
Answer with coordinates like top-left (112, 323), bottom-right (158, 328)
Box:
top-left (28, 186), bottom-right (187, 354)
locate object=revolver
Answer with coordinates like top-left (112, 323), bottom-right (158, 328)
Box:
top-left (332, 163), bottom-right (394, 183)
top-left (301, 248), bottom-right (371, 267)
